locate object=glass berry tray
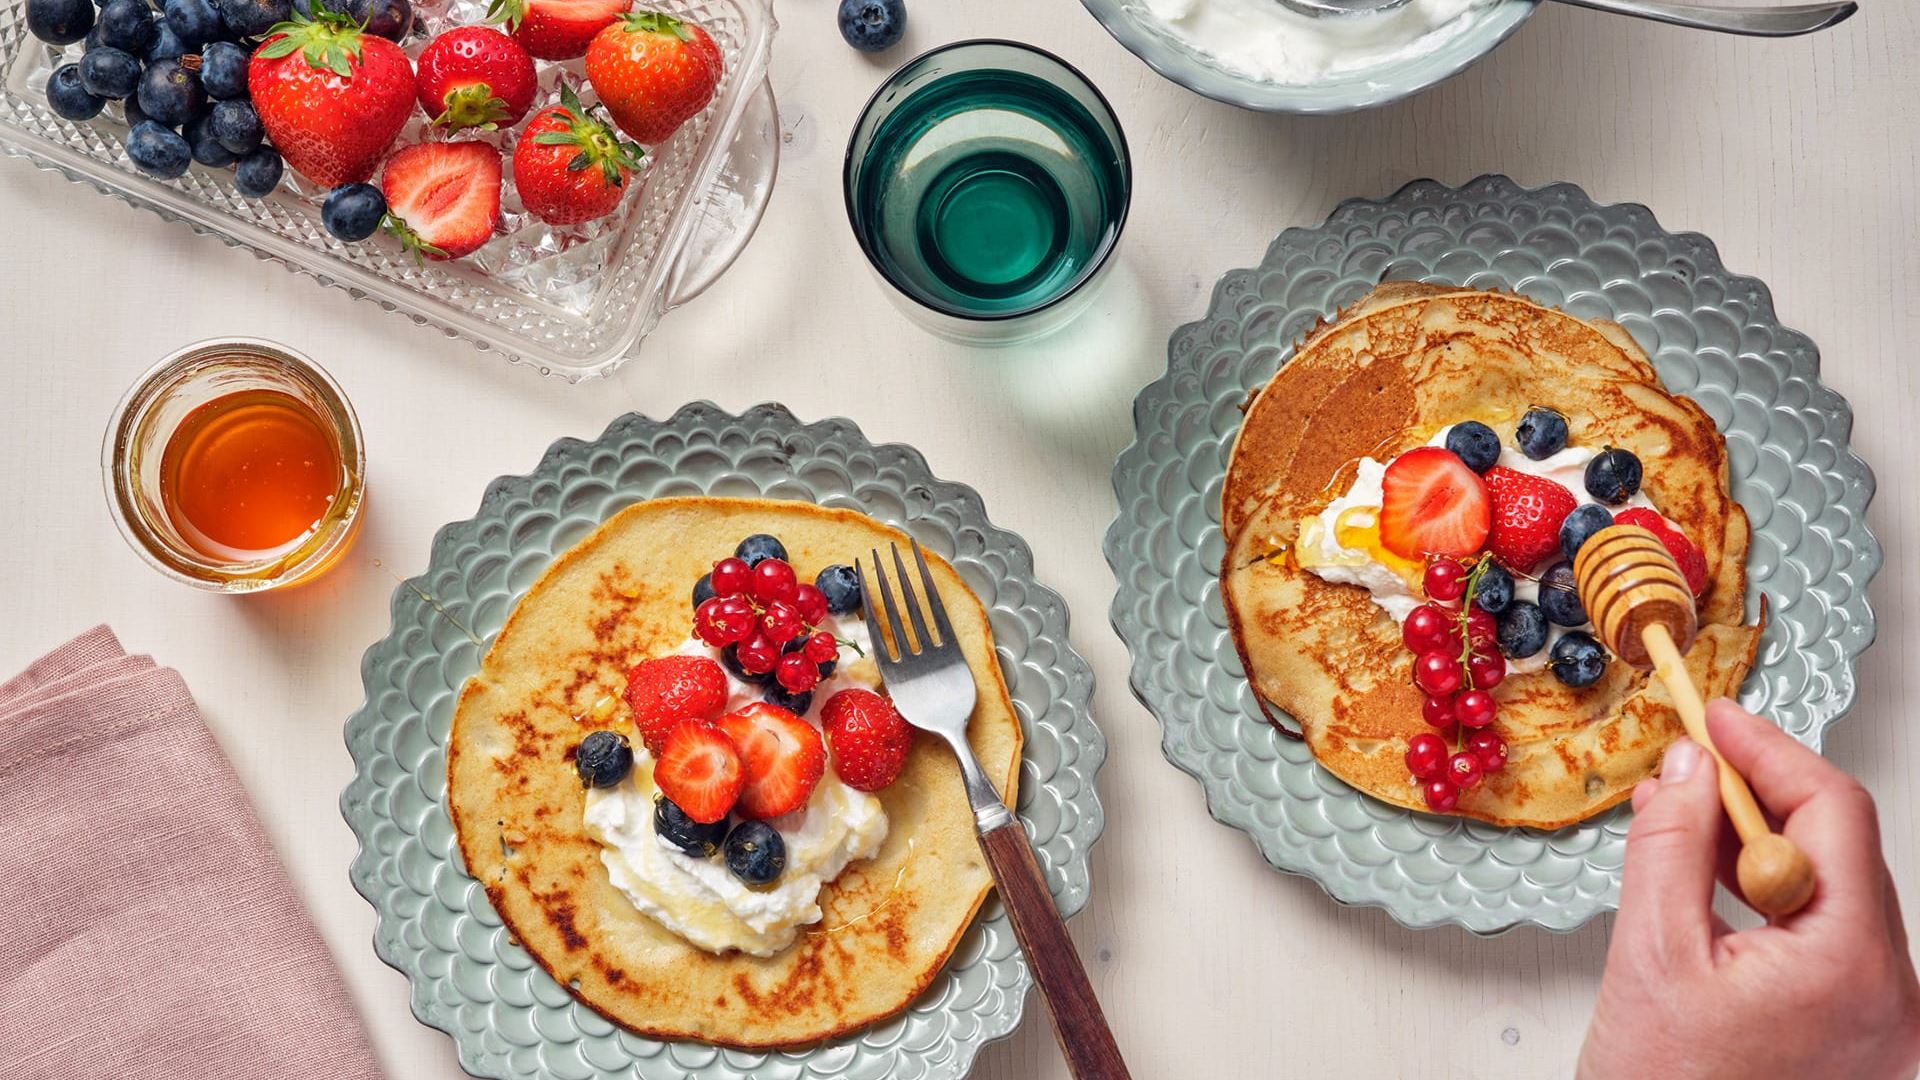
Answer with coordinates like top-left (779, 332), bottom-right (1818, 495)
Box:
top-left (0, 0), bottom-right (777, 381)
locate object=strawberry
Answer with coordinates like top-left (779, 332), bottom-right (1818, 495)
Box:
top-left (1480, 466), bottom-right (1578, 572)
top-left (585, 10), bottom-right (723, 145)
top-left (248, 12), bottom-right (416, 188)
top-left (821, 688), bottom-right (912, 793)
top-left (653, 720), bottom-right (743, 824)
top-left (415, 26), bottom-right (537, 131)
top-left (379, 140), bottom-right (503, 261)
top-left (1378, 447), bottom-right (1492, 561)
top-left (513, 82), bottom-right (645, 225)
top-left (716, 703), bottom-right (825, 820)
top-left (1615, 508), bottom-right (1711, 595)
top-left (623, 654), bottom-right (727, 753)
top-left (487, 0), bottom-right (627, 61)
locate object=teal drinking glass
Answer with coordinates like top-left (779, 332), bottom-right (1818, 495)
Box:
top-left (843, 40), bottom-right (1132, 346)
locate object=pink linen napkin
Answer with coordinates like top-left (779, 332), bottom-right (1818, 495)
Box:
top-left (0, 626), bottom-right (384, 1080)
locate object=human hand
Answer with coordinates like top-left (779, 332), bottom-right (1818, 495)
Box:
top-left (1578, 699), bottom-right (1920, 1079)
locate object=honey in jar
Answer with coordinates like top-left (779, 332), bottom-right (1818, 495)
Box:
top-left (158, 388), bottom-right (344, 560)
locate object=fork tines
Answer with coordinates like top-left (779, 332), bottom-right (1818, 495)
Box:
top-left (858, 541), bottom-right (955, 663)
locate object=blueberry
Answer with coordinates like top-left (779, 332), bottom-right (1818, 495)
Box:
top-left (208, 98), bottom-right (261, 153)
top-left (214, 0), bottom-right (288, 38)
top-left (720, 643), bottom-right (770, 684)
top-left (573, 729), bottom-right (633, 788)
top-left (145, 21), bottom-right (187, 59)
top-left (185, 110), bottom-right (235, 165)
top-left (1472, 559), bottom-right (1513, 615)
top-left (1496, 599), bottom-right (1548, 659)
top-left (198, 40), bottom-right (249, 99)
top-left (1549, 631), bottom-right (1608, 689)
top-left (290, 0), bottom-right (347, 16)
top-left (1537, 559), bottom-right (1587, 627)
top-left (97, 0), bottom-right (156, 52)
top-left (84, 21), bottom-right (105, 48)
top-left (1514, 406), bottom-right (1569, 460)
top-left (79, 45), bottom-right (141, 99)
top-left (321, 181), bottom-right (386, 241)
top-left (815, 563), bottom-right (861, 614)
top-left (124, 119), bottom-right (190, 177)
top-left (232, 144), bottom-right (282, 196)
top-left (347, 0), bottom-right (410, 40)
top-left (762, 684), bottom-right (813, 716)
top-left (653, 796), bottom-right (727, 857)
top-left (1559, 503), bottom-right (1613, 561)
top-left (137, 56), bottom-right (204, 126)
top-left (1444, 421), bottom-right (1501, 474)
top-left (691, 572), bottom-right (716, 610)
top-left (27, 0), bottom-right (95, 44)
top-left (723, 820), bottom-right (786, 885)
top-left (734, 534), bottom-right (787, 567)
top-left (837, 0), bottom-right (904, 52)
top-left (1584, 448), bottom-right (1643, 506)
top-left (163, 0), bottom-right (221, 44)
top-left (46, 64), bottom-right (106, 121)
top-left (122, 92), bottom-right (150, 127)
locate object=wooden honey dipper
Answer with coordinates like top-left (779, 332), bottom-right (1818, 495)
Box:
top-left (1573, 524), bottom-right (1815, 917)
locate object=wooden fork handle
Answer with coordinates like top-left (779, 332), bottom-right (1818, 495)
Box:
top-left (977, 820), bottom-right (1132, 1080)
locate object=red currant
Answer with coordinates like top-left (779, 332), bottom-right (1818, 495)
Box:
top-left (1402, 604), bottom-right (1453, 654)
top-left (1412, 650), bottom-right (1463, 697)
top-left (803, 631), bottom-right (838, 664)
top-left (693, 598), bottom-right (729, 647)
top-left (793, 583), bottom-right (829, 626)
top-left (1466, 729), bottom-right (1508, 773)
top-left (710, 557), bottom-right (752, 598)
top-left (1404, 732), bottom-right (1449, 779)
top-left (1454, 688), bottom-right (1497, 728)
top-left (759, 600), bottom-right (803, 642)
top-left (735, 633), bottom-right (778, 675)
top-left (1447, 751), bottom-right (1484, 789)
top-left (711, 597), bottom-right (756, 644)
top-left (750, 558), bottom-right (798, 604)
top-left (1423, 559), bottom-right (1467, 602)
top-left (1423, 778), bottom-right (1460, 813)
top-left (1421, 694), bottom-right (1456, 729)
top-left (1468, 650), bottom-right (1506, 690)
top-left (776, 652), bottom-right (821, 693)
top-left (1465, 608), bottom-right (1498, 646)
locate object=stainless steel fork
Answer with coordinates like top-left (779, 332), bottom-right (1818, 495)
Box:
top-left (860, 542), bottom-right (1131, 1080)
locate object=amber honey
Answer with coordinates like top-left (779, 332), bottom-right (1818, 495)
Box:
top-left (158, 389), bottom-right (344, 560)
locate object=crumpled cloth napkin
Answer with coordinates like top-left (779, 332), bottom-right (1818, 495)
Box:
top-left (0, 626), bottom-right (383, 1080)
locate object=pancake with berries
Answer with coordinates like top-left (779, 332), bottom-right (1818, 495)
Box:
top-left (1221, 285), bottom-right (1763, 829)
top-left (448, 497), bottom-right (1021, 1048)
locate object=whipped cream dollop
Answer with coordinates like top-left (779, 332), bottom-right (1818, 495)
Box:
top-left (582, 621), bottom-right (889, 957)
top-left (1295, 425), bottom-right (1658, 674)
top-left (1140, 0), bottom-right (1496, 86)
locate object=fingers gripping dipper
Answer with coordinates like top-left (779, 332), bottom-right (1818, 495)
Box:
top-left (1573, 525), bottom-right (1814, 917)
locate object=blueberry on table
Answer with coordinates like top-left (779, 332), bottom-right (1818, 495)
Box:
top-left (1472, 559), bottom-right (1513, 615)
top-left (1444, 420), bottom-right (1501, 474)
top-left (208, 98), bottom-right (261, 153)
top-left (1584, 447), bottom-right (1643, 505)
top-left (96, 0), bottom-right (157, 53)
top-left (79, 46), bottom-right (141, 100)
top-left (1537, 559), bottom-right (1587, 627)
top-left (815, 563), bottom-right (861, 614)
top-left (198, 40), bottom-right (249, 100)
top-left (654, 796), bottom-right (727, 857)
top-left (1495, 599), bottom-right (1549, 659)
top-left (1559, 503), bottom-right (1613, 560)
top-left (837, 0), bottom-right (904, 52)
top-left (321, 182), bottom-right (387, 241)
top-left (27, 0), bottom-right (94, 45)
top-left (1514, 406), bottom-right (1569, 460)
top-left (724, 820), bottom-right (786, 885)
top-left (232, 144), bottom-right (282, 197)
top-left (185, 111), bottom-right (236, 166)
top-left (124, 119), bottom-right (191, 178)
top-left (46, 64), bottom-right (106, 121)
top-left (1549, 631), bottom-right (1608, 689)
top-left (163, 0), bottom-right (222, 47)
top-left (346, 0), bottom-right (410, 41)
top-left (137, 57), bottom-right (206, 128)
top-left (574, 729), bottom-right (634, 788)
top-left (145, 22), bottom-right (187, 60)
top-left (214, 0), bottom-right (288, 39)
top-left (734, 534), bottom-right (788, 567)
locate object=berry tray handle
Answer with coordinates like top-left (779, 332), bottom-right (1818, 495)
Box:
top-left (665, 78), bottom-right (780, 309)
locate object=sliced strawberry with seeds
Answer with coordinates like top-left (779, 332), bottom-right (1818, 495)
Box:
top-left (716, 703), bottom-right (825, 820)
top-left (379, 140), bottom-right (502, 261)
top-left (653, 720), bottom-right (742, 824)
top-left (1378, 447), bottom-right (1491, 560)
top-left (1482, 466), bottom-right (1577, 572)
top-left (1615, 508), bottom-right (1711, 595)
top-left (623, 654), bottom-right (727, 753)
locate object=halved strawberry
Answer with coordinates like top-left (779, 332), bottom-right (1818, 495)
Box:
top-left (487, 0), bottom-right (628, 60)
top-left (379, 140), bottom-right (502, 261)
top-left (1482, 466), bottom-right (1578, 572)
top-left (624, 654), bottom-right (727, 753)
top-left (821, 688), bottom-right (912, 793)
top-left (716, 703), bottom-right (825, 820)
top-left (1378, 447), bottom-right (1491, 561)
top-left (653, 720), bottom-right (742, 824)
top-left (1615, 508), bottom-right (1710, 595)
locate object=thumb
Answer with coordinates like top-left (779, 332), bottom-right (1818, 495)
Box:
top-left (1616, 738), bottom-right (1723, 958)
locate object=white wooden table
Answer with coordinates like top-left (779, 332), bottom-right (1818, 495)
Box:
top-left (2, 1), bottom-right (1914, 1075)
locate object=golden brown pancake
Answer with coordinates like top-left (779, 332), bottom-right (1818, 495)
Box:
top-left (448, 497), bottom-right (1021, 1048)
top-left (1222, 286), bottom-right (1762, 829)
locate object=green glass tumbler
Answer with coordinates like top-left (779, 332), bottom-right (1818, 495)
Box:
top-left (843, 40), bottom-right (1132, 346)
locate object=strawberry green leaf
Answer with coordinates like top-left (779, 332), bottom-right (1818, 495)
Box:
top-left (621, 10), bottom-right (691, 39)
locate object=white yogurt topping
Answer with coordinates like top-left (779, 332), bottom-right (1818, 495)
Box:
top-left (582, 621), bottom-right (888, 957)
top-left (1140, 0), bottom-right (1495, 86)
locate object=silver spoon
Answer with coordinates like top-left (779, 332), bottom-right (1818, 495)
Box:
top-left (1280, 0), bottom-right (1857, 37)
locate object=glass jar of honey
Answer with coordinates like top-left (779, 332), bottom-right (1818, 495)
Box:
top-left (103, 339), bottom-right (365, 592)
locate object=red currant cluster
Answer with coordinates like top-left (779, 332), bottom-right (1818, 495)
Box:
top-left (693, 557), bottom-right (840, 695)
top-left (1402, 557), bottom-right (1510, 812)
